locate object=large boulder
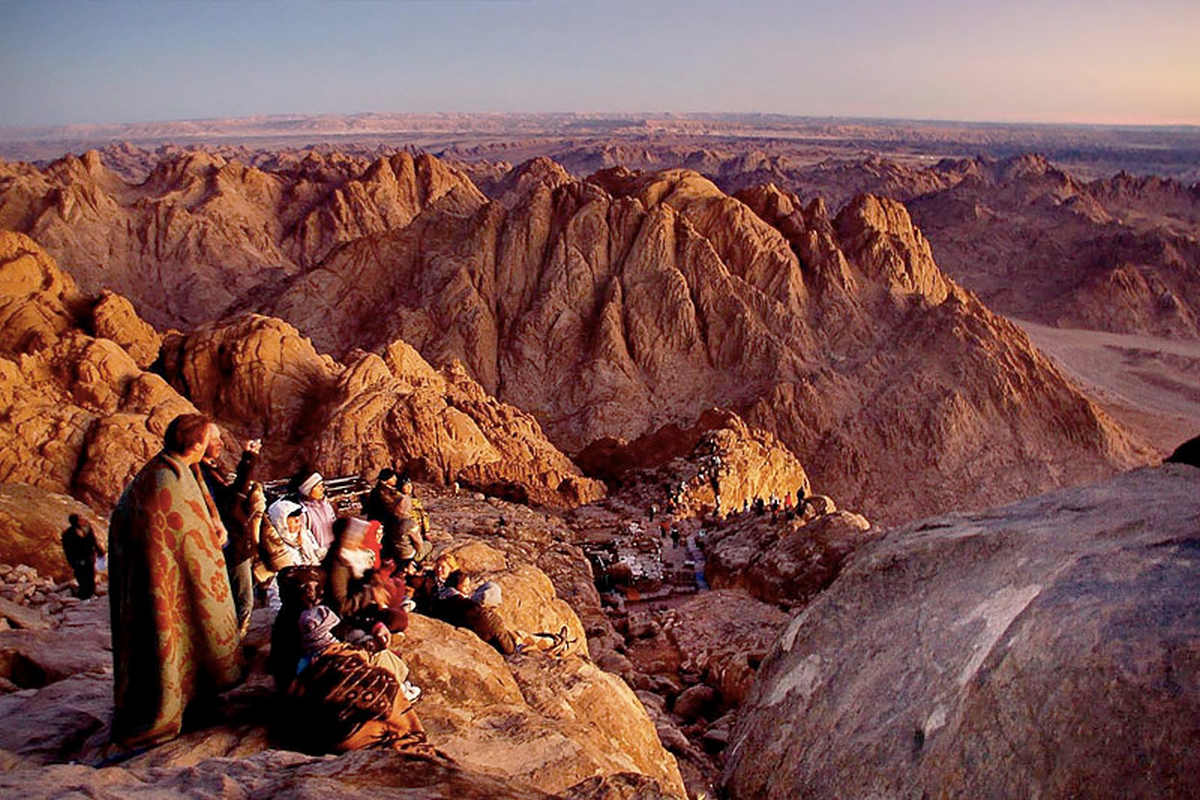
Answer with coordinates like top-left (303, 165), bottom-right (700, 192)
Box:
top-left (723, 464), bottom-right (1200, 799)
top-left (704, 506), bottom-right (876, 606)
top-left (0, 484), bottom-right (106, 581)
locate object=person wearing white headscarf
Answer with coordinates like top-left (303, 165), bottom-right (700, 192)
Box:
top-left (267, 498), bottom-right (322, 567)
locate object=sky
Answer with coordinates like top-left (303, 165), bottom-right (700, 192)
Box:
top-left (1, 0), bottom-right (1197, 128)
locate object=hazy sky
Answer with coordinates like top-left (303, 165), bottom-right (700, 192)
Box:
top-left (1, 0), bottom-right (1197, 127)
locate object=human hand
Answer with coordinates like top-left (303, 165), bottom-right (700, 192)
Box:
top-left (246, 439), bottom-right (263, 455)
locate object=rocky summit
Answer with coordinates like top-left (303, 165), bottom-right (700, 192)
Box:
top-left (723, 462), bottom-right (1200, 799)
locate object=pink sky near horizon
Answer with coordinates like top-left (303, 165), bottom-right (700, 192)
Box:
top-left (0, 0), bottom-right (1197, 128)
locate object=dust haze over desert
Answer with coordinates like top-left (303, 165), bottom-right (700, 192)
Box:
top-left (0, 1), bottom-right (1198, 798)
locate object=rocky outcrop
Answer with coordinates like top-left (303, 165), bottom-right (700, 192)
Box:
top-left (901, 155), bottom-right (1200, 339)
top-left (0, 484), bottom-right (105, 583)
top-left (0, 550), bottom-right (686, 798)
top-left (0, 150), bottom-right (482, 328)
top-left (723, 464), bottom-right (1200, 799)
top-left (703, 503), bottom-right (876, 606)
top-left (576, 408), bottom-right (809, 518)
top-left (159, 314), bottom-right (604, 508)
top-left (0, 232), bottom-right (198, 511)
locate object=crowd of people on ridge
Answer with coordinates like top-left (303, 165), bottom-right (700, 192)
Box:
top-left (100, 413), bottom-right (569, 757)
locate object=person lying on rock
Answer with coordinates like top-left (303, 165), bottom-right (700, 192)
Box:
top-left (271, 566), bottom-right (427, 755)
top-left (324, 517), bottom-right (409, 633)
top-left (267, 498), bottom-right (322, 566)
top-left (61, 513), bottom-right (104, 599)
top-left (431, 570), bottom-right (517, 656)
top-left (297, 472), bottom-right (336, 559)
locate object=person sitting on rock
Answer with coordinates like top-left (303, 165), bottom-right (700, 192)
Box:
top-left (267, 498), bottom-right (322, 567)
top-left (324, 517), bottom-right (408, 633)
top-left (387, 515), bottom-right (433, 565)
top-left (271, 566), bottom-right (427, 755)
top-left (362, 468), bottom-right (399, 522)
top-left (61, 513), bottom-right (104, 599)
top-left (431, 570), bottom-right (516, 656)
top-left (297, 472), bottom-right (337, 559)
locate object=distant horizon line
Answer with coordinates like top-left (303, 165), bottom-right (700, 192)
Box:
top-left (3, 110), bottom-right (1199, 137)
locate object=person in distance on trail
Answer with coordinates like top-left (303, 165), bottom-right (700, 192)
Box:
top-left (61, 513), bottom-right (104, 599)
top-left (107, 413), bottom-right (242, 750)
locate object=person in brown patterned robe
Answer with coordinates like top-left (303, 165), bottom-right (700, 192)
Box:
top-left (107, 413), bottom-right (243, 749)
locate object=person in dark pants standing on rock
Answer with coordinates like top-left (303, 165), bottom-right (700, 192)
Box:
top-left (61, 514), bottom-right (104, 599)
top-left (199, 425), bottom-right (261, 637)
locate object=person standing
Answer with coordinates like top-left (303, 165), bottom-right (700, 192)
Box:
top-left (61, 514), bottom-right (104, 599)
top-left (199, 428), bottom-right (261, 637)
top-left (107, 413), bottom-right (243, 749)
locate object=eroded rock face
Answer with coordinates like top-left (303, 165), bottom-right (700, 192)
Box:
top-left (704, 505), bottom-right (877, 607)
top-left (0, 232), bottom-right (198, 510)
top-left (576, 408), bottom-right (809, 518)
top-left (262, 158), bottom-right (1150, 525)
top-left (0, 150), bottom-right (484, 329)
top-left (159, 314), bottom-right (604, 508)
top-left (902, 155), bottom-right (1200, 339)
top-left (724, 464), bottom-right (1200, 799)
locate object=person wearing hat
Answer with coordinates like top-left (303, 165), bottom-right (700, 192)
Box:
top-left (324, 517), bottom-right (408, 632)
top-left (298, 472), bottom-right (336, 559)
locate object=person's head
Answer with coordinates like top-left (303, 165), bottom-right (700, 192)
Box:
top-left (277, 565), bottom-right (325, 610)
top-left (377, 467), bottom-right (396, 486)
top-left (298, 472), bottom-right (325, 501)
top-left (434, 552), bottom-right (458, 581)
top-left (68, 513), bottom-right (80, 526)
top-left (286, 509), bottom-right (304, 534)
top-left (203, 424), bottom-right (224, 460)
top-left (399, 478), bottom-right (413, 496)
top-left (335, 517), bottom-right (372, 550)
top-left (446, 570), bottom-right (472, 594)
top-left (164, 413), bottom-right (212, 464)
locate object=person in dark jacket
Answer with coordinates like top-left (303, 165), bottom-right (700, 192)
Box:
top-left (61, 514), bottom-right (104, 599)
top-left (431, 570), bottom-right (516, 655)
top-left (199, 426), bottom-right (261, 636)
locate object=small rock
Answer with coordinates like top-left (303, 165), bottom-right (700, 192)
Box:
top-left (672, 685), bottom-right (717, 723)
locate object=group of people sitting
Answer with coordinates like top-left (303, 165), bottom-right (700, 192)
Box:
top-left (107, 415), bottom-right (573, 756)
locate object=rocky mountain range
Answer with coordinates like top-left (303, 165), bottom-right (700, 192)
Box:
top-left (0, 147), bottom-right (1157, 524)
top-left (0, 130), bottom-right (1197, 799)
